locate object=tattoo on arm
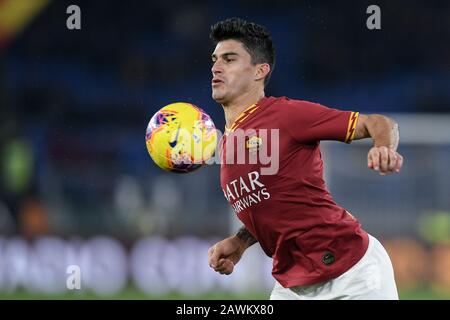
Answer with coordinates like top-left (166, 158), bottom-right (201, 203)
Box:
top-left (236, 227), bottom-right (258, 247)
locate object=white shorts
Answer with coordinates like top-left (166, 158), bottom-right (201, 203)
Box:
top-left (270, 234), bottom-right (399, 300)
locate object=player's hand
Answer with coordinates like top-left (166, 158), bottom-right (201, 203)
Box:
top-left (367, 146), bottom-right (403, 175)
top-left (208, 236), bottom-right (246, 275)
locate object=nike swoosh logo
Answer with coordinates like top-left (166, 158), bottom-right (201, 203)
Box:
top-left (169, 125), bottom-right (180, 148)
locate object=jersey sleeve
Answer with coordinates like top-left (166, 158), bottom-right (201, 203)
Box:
top-left (278, 98), bottom-right (359, 143)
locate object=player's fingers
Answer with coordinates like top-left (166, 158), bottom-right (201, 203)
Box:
top-left (214, 258), bottom-right (228, 270)
top-left (215, 259), bottom-right (234, 275)
top-left (395, 153), bottom-right (403, 172)
top-left (216, 257), bottom-right (228, 268)
top-left (367, 152), bottom-right (374, 169)
top-left (208, 245), bottom-right (220, 268)
top-left (208, 246), bottom-right (214, 258)
top-left (379, 146), bottom-right (389, 173)
top-left (368, 148), bottom-right (380, 171)
top-left (214, 264), bottom-right (226, 273)
top-left (387, 149), bottom-right (397, 172)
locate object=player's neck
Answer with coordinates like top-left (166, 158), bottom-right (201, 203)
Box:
top-left (223, 90), bottom-right (265, 129)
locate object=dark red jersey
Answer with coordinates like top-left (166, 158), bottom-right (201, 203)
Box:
top-left (220, 96), bottom-right (369, 288)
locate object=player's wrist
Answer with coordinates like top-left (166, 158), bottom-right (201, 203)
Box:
top-left (235, 227), bottom-right (258, 249)
top-left (229, 236), bottom-right (246, 250)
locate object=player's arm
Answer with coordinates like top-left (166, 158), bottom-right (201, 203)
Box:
top-left (208, 227), bottom-right (257, 275)
top-left (353, 114), bottom-right (403, 175)
top-left (236, 226), bottom-right (258, 247)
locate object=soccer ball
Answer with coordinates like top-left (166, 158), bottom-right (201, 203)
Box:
top-left (145, 102), bottom-right (218, 173)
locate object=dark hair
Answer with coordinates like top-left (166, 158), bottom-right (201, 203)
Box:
top-left (210, 17), bottom-right (276, 86)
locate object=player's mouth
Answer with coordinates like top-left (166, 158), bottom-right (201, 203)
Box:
top-left (212, 78), bottom-right (224, 86)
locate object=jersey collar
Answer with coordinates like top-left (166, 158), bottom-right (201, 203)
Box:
top-left (224, 97), bottom-right (266, 133)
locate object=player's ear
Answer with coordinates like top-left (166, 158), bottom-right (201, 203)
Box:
top-left (255, 63), bottom-right (270, 82)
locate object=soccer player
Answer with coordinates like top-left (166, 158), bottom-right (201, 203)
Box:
top-left (207, 18), bottom-right (404, 300)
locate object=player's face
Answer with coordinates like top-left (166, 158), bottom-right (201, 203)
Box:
top-left (211, 39), bottom-right (257, 104)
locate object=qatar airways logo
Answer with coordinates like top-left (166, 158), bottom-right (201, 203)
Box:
top-left (222, 171), bottom-right (270, 214)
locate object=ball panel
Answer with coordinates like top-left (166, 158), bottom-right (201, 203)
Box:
top-left (145, 102), bottom-right (218, 173)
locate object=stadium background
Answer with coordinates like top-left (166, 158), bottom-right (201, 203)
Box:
top-left (0, 0), bottom-right (449, 299)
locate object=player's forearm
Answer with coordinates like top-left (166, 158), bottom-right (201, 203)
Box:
top-left (363, 114), bottom-right (399, 150)
top-left (236, 226), bottom-right (258, 249)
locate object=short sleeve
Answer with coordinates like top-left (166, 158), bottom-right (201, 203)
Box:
top-left (277, 98), bottom-right (359, 143)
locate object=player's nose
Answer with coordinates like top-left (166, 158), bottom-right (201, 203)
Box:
top-left (211, 61), bottom-right (223, 75)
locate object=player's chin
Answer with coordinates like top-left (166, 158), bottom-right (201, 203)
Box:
top-left (212, 90), bottom-right (227, 103)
